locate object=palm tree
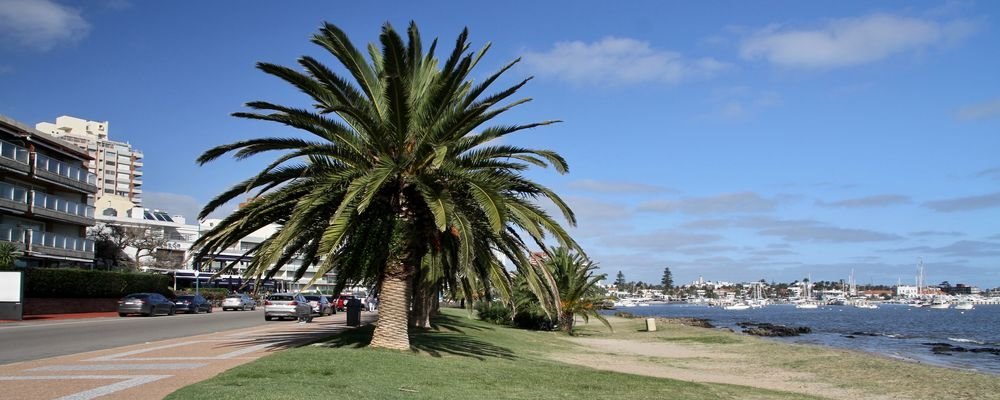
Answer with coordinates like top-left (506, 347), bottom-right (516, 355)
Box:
top-left (542, 247), bottom-right (611, 334)
top-left (0, 241), bottom-right (20, 270)
top-left (193, 22), bottom-right (578, 350)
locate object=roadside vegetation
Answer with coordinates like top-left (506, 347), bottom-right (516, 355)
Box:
top-left (167, 308), bottom-right (812, 400)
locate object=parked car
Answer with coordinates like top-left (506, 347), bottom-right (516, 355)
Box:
top-left (335, 294), bottom-right (356, 312)
top-left (118, 293), bottom-right (175, 317)
top-left (264, 293), bottom-right (312, 321)
top-left (222, 294), bottom-right (257, 311)
top-left (303, 294), bottom-right (332, 316)
top-left (174, 294), bottom-right (213, 314)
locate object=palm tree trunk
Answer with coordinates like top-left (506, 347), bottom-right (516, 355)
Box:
top-left (559, 312), bottom-right (574, 333)
top-left (370, 260), bottom-right (413, 350)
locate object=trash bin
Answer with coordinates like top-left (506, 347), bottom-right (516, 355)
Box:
top-left (346, 298), bottom-right (362, 326)
top-left (645, 318), bottom-right (657, 332)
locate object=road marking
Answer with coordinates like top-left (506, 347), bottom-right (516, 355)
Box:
top-left (0, 375), bottom-right (171, 400)
top-left (29, 363), bottom-right (207, 371)
top-left (87, 342), bottom-right (272, 362)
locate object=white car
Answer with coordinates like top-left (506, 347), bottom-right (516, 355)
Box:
top-left (264, 293), bottom-right (312, 321)
top-left (222, 294), bottom-right (257, 311)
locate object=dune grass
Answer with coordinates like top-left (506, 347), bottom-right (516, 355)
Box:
top-left (167, 309), bottom-right (811, 400)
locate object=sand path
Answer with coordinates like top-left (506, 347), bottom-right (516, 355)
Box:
top-left (551, 337), bottom-right (895, 400)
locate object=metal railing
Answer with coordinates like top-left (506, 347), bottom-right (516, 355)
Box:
top-left (31, 230), bottom-right (94, 253)
top-left (0, 225), bottom-right (25, 243)
top-left (32, 191), bottom-right (95, 218)
top-left (0, 139), bottom-right (30, 164)
top-left (34, 153), bottom-right (98, 186)
top-left (0, 181), bottom-right (29, 204)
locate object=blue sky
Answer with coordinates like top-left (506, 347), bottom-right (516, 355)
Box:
top-left (1, 0), bottom-right (998, 287)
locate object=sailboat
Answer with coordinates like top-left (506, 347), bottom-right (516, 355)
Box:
top-left (796, 276), bottom-right (818, 309)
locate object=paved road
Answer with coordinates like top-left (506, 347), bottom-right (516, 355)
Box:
top-left (0, 309), bottom-right (271, 365)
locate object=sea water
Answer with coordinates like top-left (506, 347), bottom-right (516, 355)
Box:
top-left (609, 303), bottom-right (1000, 374)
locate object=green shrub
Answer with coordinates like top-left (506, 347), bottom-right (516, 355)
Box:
top-left (24, 268), bottom-right (173, 298)
top-left (475, 301), bottom-right (512, 325)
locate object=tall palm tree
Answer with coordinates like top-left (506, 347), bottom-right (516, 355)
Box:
top-left (542, 247), bottom-right (611, 334)
top-left (193, 22), bottom-right (578, 350)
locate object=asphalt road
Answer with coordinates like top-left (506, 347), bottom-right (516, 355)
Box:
top-left (0, 309), bottom-right (272, 365)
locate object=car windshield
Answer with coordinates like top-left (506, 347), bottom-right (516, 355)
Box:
top-left (124, 294), bottom-right (149, 300)
top-left (176, 296), bottom-right (194, 300)
top-left (226, 295), bottom-right (242, 299)
top-left (304, 295), bottom-right (322, 301)
top-left (268, 295), bottom-right (295, 301)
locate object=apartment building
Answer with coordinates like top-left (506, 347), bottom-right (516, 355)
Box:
top-left (0, 115), bottom-right (98, 266)
top-left (35, 115), bottom-right (144, 209)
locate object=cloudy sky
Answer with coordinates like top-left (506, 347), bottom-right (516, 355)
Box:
top-left (1, 1), bottom-right (997, 287)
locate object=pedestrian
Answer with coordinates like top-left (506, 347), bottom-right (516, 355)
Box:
top-left (366, 295), bottom-right (375, 312)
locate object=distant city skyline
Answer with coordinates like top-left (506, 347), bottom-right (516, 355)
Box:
top-left (0, 1), bottom-right (997, 287)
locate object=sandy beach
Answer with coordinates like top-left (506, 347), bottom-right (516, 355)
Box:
top-left (549, 316), bottom-right (999, 400)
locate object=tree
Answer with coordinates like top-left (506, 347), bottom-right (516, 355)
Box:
top-left (615, 271), bottom-right (626, 289)
top-left (661, 266), bottom-right (673, 294)
top-left (89, 224), bottom-right (170, 270)
top-left (0, 241), bottom-right (20, 270)
top-left (541, 247), bottom-right (611, 334)
top-left (193, 22), bottom-right (578, 350)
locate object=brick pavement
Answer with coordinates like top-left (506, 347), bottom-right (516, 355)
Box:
top-left (0, 311), bottom-right (377, 400)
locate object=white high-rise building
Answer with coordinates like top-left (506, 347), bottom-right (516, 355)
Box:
top-left (36, 116), bottom-right (144, 208)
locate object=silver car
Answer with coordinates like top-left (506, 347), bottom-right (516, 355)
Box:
top-left (222, 294), bottom-right (257, 311)
top-left (264, 293), bottom-right (312, 321)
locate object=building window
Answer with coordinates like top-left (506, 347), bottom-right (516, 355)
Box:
top-left (104, 189), bottom-right (114, 193)
top-left (106, 161), bottom-right (115, 166)
top-left (102, 208), bottom-right (118, 217)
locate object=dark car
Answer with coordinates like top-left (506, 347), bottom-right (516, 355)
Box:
top-left (118, 293), bottom-right (175, 317)
top-left (174, 294), bottom-right (213, 314)
top-left (303, 295), bottom-right (332, 316)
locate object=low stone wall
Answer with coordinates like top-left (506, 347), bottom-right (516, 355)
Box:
top-left (23, 297), bottom-right (119, 315)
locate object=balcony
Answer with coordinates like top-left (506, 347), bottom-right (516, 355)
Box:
top-left (29, 230), bottom-right (94, 261)
top-left (0, 181), bottom-right (29, 214)
top-left (116, 155), bottom-right (131, 164)
top-left (0, 139), bottom-right (31, 175)
top-left (31, 191), bottom-right (95, 226)
top-left (0, 225), bottom-right (27, 252)
top-left (33, 153), bottom-right (98, 194)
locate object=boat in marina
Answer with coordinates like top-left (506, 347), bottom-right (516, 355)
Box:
top-left (796, 276), bottom-right (819, 309)
top-left (723, 303), bottom-right (751, 311)
top-left (954, 301), bottom-right (974, 310)
top-left (853, 300), bottom-right (878, 309)
top-left (929, 298), bottom-right (951, 309)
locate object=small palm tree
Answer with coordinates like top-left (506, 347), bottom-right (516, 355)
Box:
top-left (193, 22), bottom-right (578, 350)
top-left (0, 241), bottom-right (20, 269)
top-left (542, 247), bottom-right (611, 334)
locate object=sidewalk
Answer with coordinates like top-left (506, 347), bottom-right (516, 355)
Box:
top-left (0, 311), bottom-right (377, 399)
top-left (1, 312), bottom-right (120, 323)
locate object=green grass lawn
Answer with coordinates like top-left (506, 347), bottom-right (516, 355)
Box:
top-left (167, 309), bottom-right (812, 400)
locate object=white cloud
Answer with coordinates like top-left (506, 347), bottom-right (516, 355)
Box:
top-left (523, 37), bottom-right (728, 86)
top-left (601, 231), bottom-right (722, 252)
top-left (0, 0), bottom-right (90, 51)
top-left (740, 14), bottom-right (976, 69)
top-left (142, 191), bottom-right (235, 222)
top-left (955, 98), bottom-right (1000, 121)
top-left (567, 179), bottom-right (674, 194)
top-left (638, 192), bottom-right (777, 215)
top-left (816, 194), bottom-right (911, 208)
top-left (923, 192), bottom-right (1000, 212)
